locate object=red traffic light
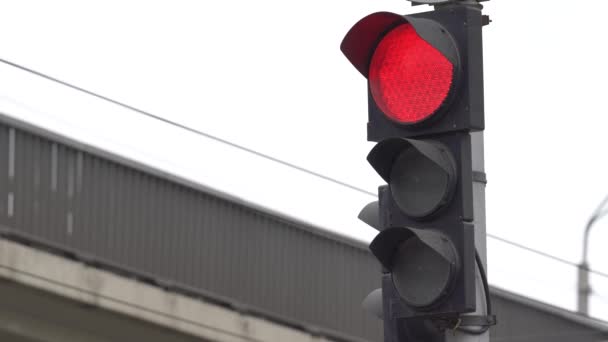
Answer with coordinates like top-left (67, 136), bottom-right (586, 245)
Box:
top-left (341, 12), bottom-right (461, 127)
top-left (345, 6), bottom-right (486, 322)
top-left (369, 23), bottom-right (454, 124)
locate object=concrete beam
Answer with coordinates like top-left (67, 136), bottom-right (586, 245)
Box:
top-left (0, 237), bottom-right (335, 342)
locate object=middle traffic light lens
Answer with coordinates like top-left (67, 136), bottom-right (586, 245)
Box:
top-left (369, 23), bottom-right (454, 125)
top-left (390, 142), bottom-right (455, 218)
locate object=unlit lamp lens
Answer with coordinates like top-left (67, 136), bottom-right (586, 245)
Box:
top-left (389, 142), bottom-right (455, 218)
top-left (392, 233), bottom-right (457, 308)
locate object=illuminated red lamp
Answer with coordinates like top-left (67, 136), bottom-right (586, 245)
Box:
top-left (341, 12), bottom-right (459, 126)
top-left (369, 23), bottom-right (454, 124)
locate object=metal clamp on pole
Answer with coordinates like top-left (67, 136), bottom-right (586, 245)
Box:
top-left (434, 315), bottom-right (497, 333)
top-left (439, 248), bottom-right (496, 337)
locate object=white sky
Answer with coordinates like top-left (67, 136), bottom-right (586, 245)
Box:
top-left (2, 0), bottom-right (608, 321)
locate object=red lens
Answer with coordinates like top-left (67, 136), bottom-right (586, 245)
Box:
top-left (369, 23), bottom-right (454, 124)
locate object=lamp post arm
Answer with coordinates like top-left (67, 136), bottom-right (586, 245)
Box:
top-left (582, 197), bottom-right (608, 265)
top-left (578, 195), bottom-right (608, 315)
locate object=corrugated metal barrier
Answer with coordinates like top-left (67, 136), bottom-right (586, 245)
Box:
top-left (4, 114), bottom-right (608, 342)
top-left (0, 115), bottom-right (382, 342)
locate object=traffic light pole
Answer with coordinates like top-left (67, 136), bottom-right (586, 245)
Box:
top-left (450, 1), bottom-right (490, 340)
top-left (445, 132), bottom-right (489, 342)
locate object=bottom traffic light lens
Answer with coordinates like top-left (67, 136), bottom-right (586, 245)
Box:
top-left (392, 233), bottom-right (457, 308)
top-left (390, 142), bottom-right (455, 218)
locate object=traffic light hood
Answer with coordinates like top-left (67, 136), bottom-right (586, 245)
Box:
top-left (358, 201), bottom-right (381, 230)
top-left (340, 12), bottom-right (459, 78)
top-left (371, 226), bottom-right (468, 309)
top-left (369, 227), bottom-right (457, 271)
top-left (367, 138), bottom-right (455, 184)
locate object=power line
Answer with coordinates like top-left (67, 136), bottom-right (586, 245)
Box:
top-left (487, 233), bottom-right (608, 280)
top-left (4, 57), bottom-right (608, 281)
top-left (0, 57), bottom-right (376, 198)
top-left (487, 233), bottom-right (578, 267)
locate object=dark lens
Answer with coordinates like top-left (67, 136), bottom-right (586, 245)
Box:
top-left (390, 145), bottom-right (453, 218)
top-left (392, 235), bottom-right (454, 307)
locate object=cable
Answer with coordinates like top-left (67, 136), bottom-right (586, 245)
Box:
top-left (487, 233), bottom-right (608, 279)
top-left (477, 251), bottom-right (492, 315)
top-left (0, 57), bottom-right (376, 198)
top-left (456, 250), bottom-right (493, 335)
top-left (487, 233), bottom-right (577, 267)
top-left (5, 58), bottom-right (608, 282)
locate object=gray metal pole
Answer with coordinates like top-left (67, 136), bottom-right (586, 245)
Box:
top-left (441, 0), bottom-right (490, 339)
top-left (578, 262), bottom-right (590, 315)
top-left (577, 197), bottom-right (608, 315)
top-left (446, 0), bottom-right (490, 339)
top-left (445, 132), bottom-right (489, 342)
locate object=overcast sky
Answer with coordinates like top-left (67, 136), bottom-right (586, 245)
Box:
top-left (2, 0), bottom-right (608, 321)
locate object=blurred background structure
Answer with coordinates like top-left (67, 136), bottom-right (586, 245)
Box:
top-left (3, 0), bottom-right (608, 340)
top-left (2, 113), bottom-right (608, 341)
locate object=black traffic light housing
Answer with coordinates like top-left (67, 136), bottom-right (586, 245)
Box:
top-left (368, 133), bottom-right (473, 224)
top-left (342, 3), bottom-right (485, 324)
top-left (367, 132), bottom-right (476, 317)
top-left (341, 5), bottom-right (485, 140)
top-left (371, 221), bottom-right (476, 317)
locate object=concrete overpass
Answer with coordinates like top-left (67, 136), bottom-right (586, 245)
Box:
top-left (0, 237), bottom-right (335, 342)
top-left (2, 112), bottom-right (608, 341)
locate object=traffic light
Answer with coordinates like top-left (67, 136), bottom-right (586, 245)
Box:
top-left (341, 4), bottom-right (485, 322)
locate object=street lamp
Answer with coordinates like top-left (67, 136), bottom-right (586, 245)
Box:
top-left (578, 195), bottom-right (608, 315)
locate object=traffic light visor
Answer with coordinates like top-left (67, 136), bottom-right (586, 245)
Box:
top-left (368, 138), bottom-right (456, 219)
top-left (370, 227), bottom-right (459, 308)
top-left (341, 13), bottom-right (461, 126)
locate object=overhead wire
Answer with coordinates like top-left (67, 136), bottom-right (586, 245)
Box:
top-left (3, 57), bottom-right (608, 282)
top-left (0, 57), bottom-right (376, 198)
top-left (487, 233), bottom-right (578, 267)
top-left (487, 233), bottom-right (608, 280)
